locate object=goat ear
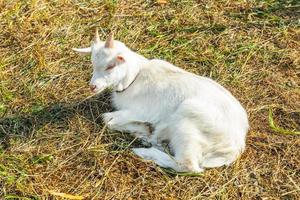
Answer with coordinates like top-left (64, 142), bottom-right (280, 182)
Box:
top-left (116, 55), bottom-right (125, 64)
top-left (72, 47), bottom-right (92, 55)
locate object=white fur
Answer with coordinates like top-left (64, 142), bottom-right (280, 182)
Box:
top-left (73, 35), bottom-right (249, 172)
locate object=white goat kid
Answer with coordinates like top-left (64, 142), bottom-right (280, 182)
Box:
top-left (73, 30), bottom-right (249, 172)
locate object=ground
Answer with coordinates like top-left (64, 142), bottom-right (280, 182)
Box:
top-left (0, 0), bottom-right (299, 199)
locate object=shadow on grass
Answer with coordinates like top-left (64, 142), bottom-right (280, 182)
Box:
top-left (229, 0), bottom-right (299, 25)
top-left (0, 91), bottom-right (113, 148)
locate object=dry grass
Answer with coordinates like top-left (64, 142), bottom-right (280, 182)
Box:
top-left (0, 0), bottom-right (299, 199)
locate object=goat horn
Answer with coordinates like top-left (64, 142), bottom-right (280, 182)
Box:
top-left (94, 28), bottom-right (100, 43)
top-left (105, 32), bottom-right (114, 48)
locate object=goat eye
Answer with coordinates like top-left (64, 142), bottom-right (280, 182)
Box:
top-left (105, 64), bottom-right (116, 71)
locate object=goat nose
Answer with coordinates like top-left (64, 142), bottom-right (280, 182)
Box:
top-left (90, 85), bottom-right (96, 92)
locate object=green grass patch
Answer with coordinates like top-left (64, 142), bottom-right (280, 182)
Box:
top-left (162, 167), bottom-right (203, 177)
top-left (268, 108), bottom-right (300, 135)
